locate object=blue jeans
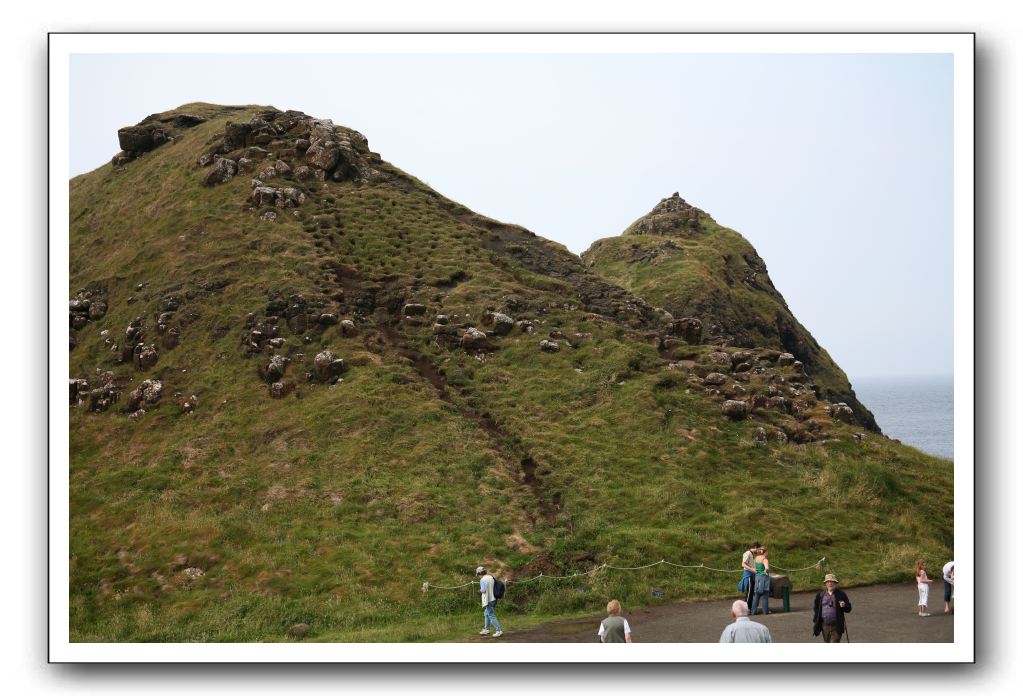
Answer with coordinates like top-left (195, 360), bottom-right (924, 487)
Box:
top-left (752, 574), bottom-right (770, 615)
top-left (484, 600), bottom-right (502, 632)
top-left (752, 590), bottom-right (770, 615)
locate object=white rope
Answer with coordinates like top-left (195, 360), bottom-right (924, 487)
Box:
top-left (422, 557), bottom-right (828, 591)
top-left (773, 558), bottom-right (827, 572)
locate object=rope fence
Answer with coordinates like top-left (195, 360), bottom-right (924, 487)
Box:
top-left (422, 556), bottom-right (827, 592)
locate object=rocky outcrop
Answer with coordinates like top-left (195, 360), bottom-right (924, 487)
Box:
top-left (625, 192), bottom-right (704, 236)
top-left (126, 379), bottom-right (163, 412)
top-left (111, 111), bottom-right (206, 166)
top-left (68, 287), bottom-right (109, 349)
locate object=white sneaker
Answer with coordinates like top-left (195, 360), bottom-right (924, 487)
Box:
top-left (479, 629), bottom-right (490, 635)
top-left (492, 631), bottom-right (503, 637)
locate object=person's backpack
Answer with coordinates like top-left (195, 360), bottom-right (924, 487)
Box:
top-left (492, 578), bottom-right (506, 600)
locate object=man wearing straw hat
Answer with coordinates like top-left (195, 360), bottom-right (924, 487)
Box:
top-left (813, 573), bottom-right (852, 642)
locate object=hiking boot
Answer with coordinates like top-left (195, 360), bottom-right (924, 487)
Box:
top-left (479, 629), bottom-right (490, 635)
top-left (493, 631), bottom-right (503, 637)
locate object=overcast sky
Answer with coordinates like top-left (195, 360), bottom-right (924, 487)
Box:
top-left (69, 52), bottom-right (953, 381)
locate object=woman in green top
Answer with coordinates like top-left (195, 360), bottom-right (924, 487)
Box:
top-left (751, 547), bottom-right (771, 615)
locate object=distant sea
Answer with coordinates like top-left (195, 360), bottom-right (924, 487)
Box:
top-left (852, 374), bottom-right (954, 460)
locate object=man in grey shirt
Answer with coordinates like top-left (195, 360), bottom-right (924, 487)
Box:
top-left (719, 600), bottom-right (772, 643)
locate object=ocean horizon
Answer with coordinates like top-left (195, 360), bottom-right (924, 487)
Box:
top-left (852, 374), bottom-right (954, 460)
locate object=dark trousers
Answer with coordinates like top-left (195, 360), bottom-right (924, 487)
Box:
top-left (822, 623), bottom-right (843, 643)
top-left (743, 572), bottom-right (755, 610)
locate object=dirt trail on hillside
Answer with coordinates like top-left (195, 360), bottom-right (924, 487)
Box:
top-left (468, 584), bottom-right (954, 643)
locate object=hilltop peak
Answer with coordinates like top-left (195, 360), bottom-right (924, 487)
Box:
top-left (625, 192), bottom-right (706, 236)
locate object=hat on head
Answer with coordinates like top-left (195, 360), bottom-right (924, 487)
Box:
top-left (475, 566), bottom-right (485, 575)
top-left (824, 573), bottom-right (839, 584)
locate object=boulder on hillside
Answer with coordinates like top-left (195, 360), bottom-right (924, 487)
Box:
top-left (306, 143), bottom-right (339, 171)
top-left (88, 384), bottom-right (120, 412)
top-left (778, 352), bottom-right (796, 366)
top-left (703, 372), bottom-right (728, 386)
top-left (707, 351), bottom-right (732, 368)
top-left (539, 339), bottom-right (561, 353)
top-left (338, 319), bottom-right (358, 337)
top-left (203, 158), bottom-right (238, 186)
top-left (126, 379), bottom-right (162, 411)
top-left (265, 355), bottom-right (289, 382)
top-left (313, 350), bottom-right (346, 382)
top-left (721, 400), bottom-right (748, 420)
top-left (69, 379), bottom-right (89, 406)
top-left (830, 402), bottom-right (855, 424)
top-left (457, 328), bottom-right (487, 351)
top-left (489, 312), bottom-right (515, 336)
top-left (133, 344), bottom-right (159, 371)
top-left (402, 303), bottom-right (427, 317)
top-left (269, 381), bottom-right (295, 399)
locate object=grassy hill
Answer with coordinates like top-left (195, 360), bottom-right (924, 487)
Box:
top-left (68, 104), bottom-right (952, 641)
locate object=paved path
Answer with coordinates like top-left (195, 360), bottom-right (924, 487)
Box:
top-left (485, 584), bottom-right (953, 643)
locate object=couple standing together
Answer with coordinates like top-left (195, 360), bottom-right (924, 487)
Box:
top-left (740, 541), bottom-right (771, 615)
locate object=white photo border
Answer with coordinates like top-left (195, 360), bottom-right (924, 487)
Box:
top-left (49, 31), bottom-right (974, 663)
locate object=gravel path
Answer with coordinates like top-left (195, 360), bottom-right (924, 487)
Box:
top-left (477, 583), bottom-right (954, 643)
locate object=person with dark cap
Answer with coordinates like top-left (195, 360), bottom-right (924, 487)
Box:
top-left (475, 566), bottom-right (503, 637)
top-left (813, 573), bottom-right (852, 642)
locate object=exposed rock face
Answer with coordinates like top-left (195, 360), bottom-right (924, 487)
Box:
top-left (670, 317), bottom-right (703, 345)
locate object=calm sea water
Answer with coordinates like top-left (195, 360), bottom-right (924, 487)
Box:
top-left (852, 374), bottom-right (954, 460)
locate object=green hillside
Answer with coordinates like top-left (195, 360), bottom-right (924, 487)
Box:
top-left (68, 104), bottom-right (952, 642)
